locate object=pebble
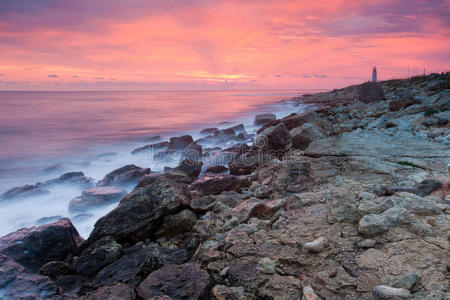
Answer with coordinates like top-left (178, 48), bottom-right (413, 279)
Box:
top-left (303, 285), bottom-right (320, 300)
top-left (372, 285), bottom-right (411, 300)
top-left (256, 257), bottom-right (275, 274)
top-left (304, 236), bottom-right (328, 253)
top-left (220, 266), bottom-right (229, 277)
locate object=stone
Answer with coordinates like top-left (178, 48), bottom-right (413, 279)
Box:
top-left (191, 175), bottom-right (250, 195)
top-left (254, 113), bottom-right (276, 125)
top-left (205, 165), bottom-right (229, 174)
top-left (0, 184), bottom-right (50, 202)
top-left (137, 263), bottom-right (210, 299)
top-left (359, 82), bottom-right (386, 103)
top-left (167, 135), bottom-right (194, 150)
top-left (414, 179), bottom-right (442, 197)
top-left (303, 285), bottom-right (320, 300)
top-left (131, 141), bottom-right (169, 155)
top-left (304, 236), bottom-right (328, 253)
top-left (73, 236), bottom-right (123, 276)
top-left (79, 283), bottom-right (136, 300)
top-left (87, 176), bottom-right (191, 244)
top-left (290, 129), bottom-right (312, 150)
top-left (358, 239), bottom-right (376, 248)
top-left (212, 285), bottom-right (247, 300)
top-left (254, 122), bottom-right (292, 152)
top-left (190, 195), bottom-right (217, 212)
top-left (43, 171), bottom-right (94, 189)
top-left (155, 209), bottom-right (197, 239)
top-left (0, 218), bottom-right (82, 272)
top-left (69, 186), bottom-right (128, 213)
top-left (39, 261), bottom-right (72, 279)
top-left (172, 158), bottom-right (203, 178)
top-left (358, 214), bottom-right (389, 236)
top-left (384, 273), bottom-right (421, 292)
top-left (389, 97), bottom-right (420, 111)
top-left (229, 153), bottom-right (274, 175)
top-left (97, 164), bottom-right (151, 188)
top-left (55, 274), bottom-right (90, 296)
top-left (372, 285), bottom-right (411, 299)
top-left (200, 127), bottom-right (219, 135)
top-left (257, 257), bottom-right (276, 274)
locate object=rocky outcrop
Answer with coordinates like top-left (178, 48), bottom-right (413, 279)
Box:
top-left (96, 164), bottom-right (150, 188)
top-left (191, 175), bottom-right (251, 195)
top-left (0, 184), bottom-right (50, 201)
top-left (69, 186), bottom-right (127, 213)
top-left (254, 122), bottom-right (292, 152)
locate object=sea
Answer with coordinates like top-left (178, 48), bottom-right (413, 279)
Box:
top-left (0, 89), bottom-right (321, 237)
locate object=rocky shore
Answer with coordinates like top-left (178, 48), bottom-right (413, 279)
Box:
top-left (0, 73), bottom-right (449, 299)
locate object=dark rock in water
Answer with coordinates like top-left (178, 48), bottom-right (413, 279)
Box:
top-left (94, 245), bottom-right (187, 288)
top-left (172, 158), bottom-right (203, 178)
top-left (1, 184), bottom-right (50, 202)
top-left (191, 175), bottom-right (251, 195)
top-left (155, 209), bottom-right (197, 239)
top-left (137, 263), bottom-right (210, 300)
top-left (39, 261), bottom-right (73, 279)
top-left (0, 218), bottom-right (82, 272)
top-left (69, 186), bottom-right (127, 213)
top-left (359, 82), bottom-right (386, 103)
top-left (79, 282), bottom-right (136, 300)
top-left (73, 236), bottom-right (123, 276)
top-left (254, 122), bottom-right (292, 152)
top-left (43, 171), bottom-right (94, 189)
top-left (55, 274), bottom-right (91, 297)
top-left (205, 165), bottom-right (229, 174)
top-left (96, 164), bottom-right (151, 188)
top-left (87, 176), bottom-right (191, 244)
top-left (36, 215), bottom-right (62, 226)
top-left (200, 127), bottom-right (219, 135)
top-left (131, 141), bottom-right (169, 155)
top-left (214, 128), bottom-right (236, 138)
top-left (184, 141), bottom-right (203, 158)
top-left (254, 113), bottom-right (276, 125)
top-left (389, 97), bottom-right (420, 111)
top-left (227, 123), bottom-right (246, 133)
top-left (229, 153), bottom-right (273, 175)
top-left (72, 213), bottom-right (94, 223)
top-left (168, 135), bottom-right (194, 150)
top-left (0, 254), bottom-right (59, 299)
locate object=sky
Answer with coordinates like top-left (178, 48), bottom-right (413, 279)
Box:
top-left (0, 0), bottom-right (449, 91)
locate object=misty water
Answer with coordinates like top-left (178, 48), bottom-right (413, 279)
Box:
top-left (0, 90), bottom-right (319, 238)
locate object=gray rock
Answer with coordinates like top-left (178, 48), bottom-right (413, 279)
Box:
top-left (303, 236), bottom-right (328, 253)
top-left (256, 257), bottom-right (275, 274)
top-left (384, 273), bottom-right (421, 292)
top-left (358, 214), bottom-right (389, 236)
top-left (97, 165), bottom-right (150, 189)
top-left (358, 239), bottom-right (376, 248)
top-left (69, 186), bottom-right (127, 213)
top-left (373, 285), bottom-right (411, 299)
top-left (254, 122), bottom-right (292, 152)
top-left (254, 113), bottom-right (276, 125)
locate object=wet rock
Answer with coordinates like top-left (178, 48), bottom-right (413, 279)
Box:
top-left (36, 215), bottom-right (62, 226)
top-left (79, 283), bottom-right (136, 300)
top-left (205, 165), bottom-right (229, 174)
top-left (168, 135), bottom-right (194, 150)
top-left (190, 195), bottom-right (217, 212)
top-left (191, 174), bottom-right (251, 195)
top-left (304, 236), bottom-right (328, 253)
top-left (87, 176), bottom-right (191, 244)
top-left (200, 127), bottom-right (219, 135)
top-left (359, 82), bottom-right (386, 103)
top-left (372, 285), bottom-right (411, 299)
top-left (97, 164), bottom-right (151, 188)
top-left (73, 236), bottom-right (123, 276)
top-left (0, 218), bottom-right (82, 272)
top-left (0, 184), bottom-right (50, 202)
top-left (43, 171), bottom-right (94, 189)
top-left (137, 263), bottom-right (210, 299)
top-left (155, 209), bottom-right (197, 239)
top-left (254, 113), bottom-right (276, 125)
top-left (69, 186), bottom-right (127, 213)
top-left (303, 285), bottom-right (320, 300)
top-left (39, 261), bottom-right (73, 279)
top-left (172, 158), bottom-right (203, 178)
top-left (131, 141), bottom-right (169, 155)
top-left (257, 257), bottom-right (275, 274)
top-left (254, 122), bottom-right (292, 152)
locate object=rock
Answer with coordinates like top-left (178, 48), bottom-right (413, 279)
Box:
top-left (0, 254), bottom-right (59, 299)
top-left (358, 214), bottom-right (389, 236)
top-left (137, 263), bottom-right (210, 299)
top-left (254, 113), bottom-right (276, 125)
top-left (73, 236), bottom-right (123, 276)
top-left (212, 285), bottom-right (247, 300)
top-left (205, 165), bottom-right (229, 174)
top-left (303, 285), bottom-right (320, 300)
top-left (290, 129), bottom-right (312, 150)
top-left (229, 153), bottom-right (273, 175)
top-left (384, 273), bottom-right (421, 292)
top-left (257, 257), bottom-right (275, 274)
top-left (36, 215), bottom-right (62, 226)
top-left (69, 186), bottom-right (127, 213)
top-left (358, 239), bottom-right (376, 248)
top-left (200, 127), bottom-right (219, 135)
top-left (220, 266), bottom-right (230, 277)
top-left (372, 285), bottom-right (411, 299)
top-left (190, 195), bottom-right (217, 212)
top-left (168, 135), bottom-right (194, 150)
top-left (87, 176), bottom-right (191, 244)
top-left (39, 261), bottom-right (72, 279)
top-left (414, 179), bottom-right (442, 197)
top-left (257, 111), bottom-right (331, 134)
top-left (0, 218), bottom-right (82, 272)
top-left (254, 122), bottom-right (292, 152)
top-left (43, 171), bottom-right (94, 189)
top-left (79, 283), bottom-right (136, 300)
top-left (131, 141), bottom-right (168, 155)
top-left (389, 97), bottom-right (420, 111)
top-left (55, 274), bottom-right (90, 296)
top-left (172, 158), bottom-right (203, 178)
top-left (97, 164), bottom-right (151, 188)
top-left (155, 209), bottom-right (197, 239)
top-left (290, 122), bottom-right (327, 150)
top-left (191, 175), bottom-right (251, 195)
top-left (359, 82), bottom-right (385, 103)
top-left (0, 184), bottom-right (50, 202)
top-left (304, 236), bottom-right (328, 253)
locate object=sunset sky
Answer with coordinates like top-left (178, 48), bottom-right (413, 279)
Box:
top-left (0, 0), bottom-right (449, 91)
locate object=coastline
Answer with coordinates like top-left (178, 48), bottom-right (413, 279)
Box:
top-left (0, 73), bottom-right (449, 299)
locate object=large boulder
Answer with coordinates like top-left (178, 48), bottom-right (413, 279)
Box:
top-left (137, 263), bottom-right (210, 299)
top-left (254, 113), bottom-right (276, 125)
top-left (69, 186), bottom-right (128, 213)
top-left (254, 122), bottom-right (292, 152)
top-left (0, 218), bottom-right (82, 272)
top-left (79, 283), bottom-right (136, 300)
top-left (228, 153), bottom-right (274, 175)
top-left (290, 122), bottom-right (328, 150)
top-left (172, 158), bottom-right (203, 178)
top-left (87, 176), bottom-right (191, 244)
top-left (1, 184), bottom-right (50, 202)
top-left (191, 175), bottom-right (251, 195)
top-left (388, 97), bottom-right (420, 112)
top-left (97, 165), bottom-right (151, 188)
top-left (167, 135), bottom-right (194, 150)
top-left (359, 82), bottom-right (385, 103)
top-left (155, 209), bottom-right (197, 239)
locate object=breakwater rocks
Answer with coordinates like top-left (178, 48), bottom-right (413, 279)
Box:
top-left (0, 72), bottom-right (449, 299)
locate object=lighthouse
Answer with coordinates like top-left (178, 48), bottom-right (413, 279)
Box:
top-left (372, 66), bottom-right (377, 83)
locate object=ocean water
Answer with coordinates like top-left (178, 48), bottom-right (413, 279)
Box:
top-left (0, 90), bottom-right (319, 237)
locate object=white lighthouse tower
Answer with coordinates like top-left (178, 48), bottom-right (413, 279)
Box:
top-left (372, 66), bottom-right (377, 83)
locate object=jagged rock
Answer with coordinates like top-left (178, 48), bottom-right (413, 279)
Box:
top-left (414, 179), bottom-right (442, 197)
top-left (358, 214), bottom-right (389, 236)
top-left (69, 186), bottom-right (127, 213)
top-left (167, 135), bottom-right (194, 150)
top-left (172, 158), bottom-right (203, 178)
top-left (39, 261), bottom-right (72, 279)
top-left (303, 236), bottom-right (328, 253)
top-left (359, 82), bottom-right (385, 103)
top-left (0, 184), bottom-right (49, 202)
top-left (190, 195), bottom-right (217, 212)
top-left (79, 283), bottom-right (136, 300)
top-left (254, 122), bottom-right (292, 152)
top-left (87, 176), bottom-right (191, 244)
top-left (200, 127), bottom-right (219, 135)
top-left (0, 218), bottom-right (82, 272)
top-left (137, 263), bottom-right (210, 299)
top-left (191, 175), bottom-right (250, 195)
top-left (229, 153), bottom-right (274, 175)
top-left (73, 236), bottom-right (123, 276)
top-left (155, 209), bottom-right (197, 239)
top-left (55, 274), bottom-right (90, 296)
top-left (97, 164), bottom-right (151, 188)
top-left (43, 171), bottom-right (94, 188)
top-left (256, 257), bottom-right (275, 274)
top-left (254, 113), bottom-right (276, 125)
top-left (372, 285), bottom-right (411, 299)
top-left (290, 122), bottom-right (327, 150)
